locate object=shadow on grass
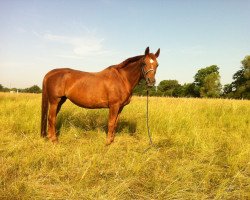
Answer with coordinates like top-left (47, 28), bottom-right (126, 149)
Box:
top-left (56, 109), bottom-right (137, 136)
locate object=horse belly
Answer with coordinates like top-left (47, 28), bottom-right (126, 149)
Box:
top-left (66, 84), bottom-right (109, 109)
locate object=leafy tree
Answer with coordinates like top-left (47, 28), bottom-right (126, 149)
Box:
top-left (181, 83), bottom-right (198, 97)
top-left (0, 84), bottom-right (10, 92)
top-left (222, 84), bottom-right (233, 98)
top-left (242, 55), bottom-right (250, 79)
top-left (194, 65), bottom-right (221, 98)
top-left (157, 80), bottom-right (180, 96)
top-left (172, 85), bottom-right (184, 97)
top-left (229, 55), bottom-right (250, 99)
top-left (241, 55), bottom-right (250, 98)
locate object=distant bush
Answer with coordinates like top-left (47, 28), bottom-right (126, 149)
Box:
top-left (0, 84), bottom-right (42, 93)
top-left (21, 85), bottom-right (42, 93)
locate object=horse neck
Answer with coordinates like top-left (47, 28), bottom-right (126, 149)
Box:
top-left (118, 61), bottom-right (143, 92)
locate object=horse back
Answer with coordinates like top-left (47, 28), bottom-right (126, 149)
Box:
top-left (43, 68), bottom-right (130, 108)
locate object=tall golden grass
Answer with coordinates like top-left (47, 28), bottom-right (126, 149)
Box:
top-left (0, 92), bottom-right (249, 199)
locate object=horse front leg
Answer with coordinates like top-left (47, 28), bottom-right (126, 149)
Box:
top-left (106, 105), bottom-right (122, 145)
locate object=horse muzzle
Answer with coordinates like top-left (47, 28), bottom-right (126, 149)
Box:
top-left (146, 77), bottom-right (156, 87)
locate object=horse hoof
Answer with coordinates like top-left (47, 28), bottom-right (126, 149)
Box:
top-left (106, 139), bottom-right (114, 146)
top-left (51, 138), bottom-right (58, 144)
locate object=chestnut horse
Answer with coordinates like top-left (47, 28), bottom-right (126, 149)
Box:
top-left (41, 47), bottom-right (160, 145)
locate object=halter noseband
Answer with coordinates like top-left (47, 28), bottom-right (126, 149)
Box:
top-left (142, 67), bottom-right (154, 76)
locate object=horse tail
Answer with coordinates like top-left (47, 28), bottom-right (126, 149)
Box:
top-left (41, 79), bottom-right (49, 137)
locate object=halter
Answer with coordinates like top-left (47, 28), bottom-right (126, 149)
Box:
top-left (141, 62), bottom-right (155, 85)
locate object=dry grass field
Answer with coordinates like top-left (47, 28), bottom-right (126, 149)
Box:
top-left (0, 93), bottom-right (249, 199)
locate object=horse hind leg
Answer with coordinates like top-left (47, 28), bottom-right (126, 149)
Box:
top-left (47, 102), bottom-right (58, 143)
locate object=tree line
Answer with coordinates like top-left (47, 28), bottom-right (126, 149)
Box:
top-left (0, 84), bottom-right (42, 93)
top-left (134, 55), bottom-right (250, 99)
top-left (1, 55), bottom-right (249, 99)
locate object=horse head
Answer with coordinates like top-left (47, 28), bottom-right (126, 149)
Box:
top-left (141, 47), bottom-right (160, 87)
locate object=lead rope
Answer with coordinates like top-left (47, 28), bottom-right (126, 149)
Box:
top-left (146, 89), bottom-right (153, 145)
top-left (142, 89), bottom-right (153, 153)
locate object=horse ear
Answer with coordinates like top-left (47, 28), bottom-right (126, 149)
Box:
top-left (155, 48), bottom-right (160, 58)
top-left (145, 47), bottom-right (150, 55)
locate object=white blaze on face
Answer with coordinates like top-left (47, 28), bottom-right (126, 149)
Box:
top-left (149, 58), bottom-right (154, 64)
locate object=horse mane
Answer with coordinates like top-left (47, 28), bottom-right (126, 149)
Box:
top-left (113, 55), bottom-right (144, 69)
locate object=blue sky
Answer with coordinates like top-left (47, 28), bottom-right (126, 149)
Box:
top-left (0, 0), bottom-right (249, 88)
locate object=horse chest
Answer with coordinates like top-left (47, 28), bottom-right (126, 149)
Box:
top-left (122, 94), bottom-right (132, 106)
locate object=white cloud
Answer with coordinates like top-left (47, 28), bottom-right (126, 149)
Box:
top-left (43, 33), bottom-right (111, 57)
